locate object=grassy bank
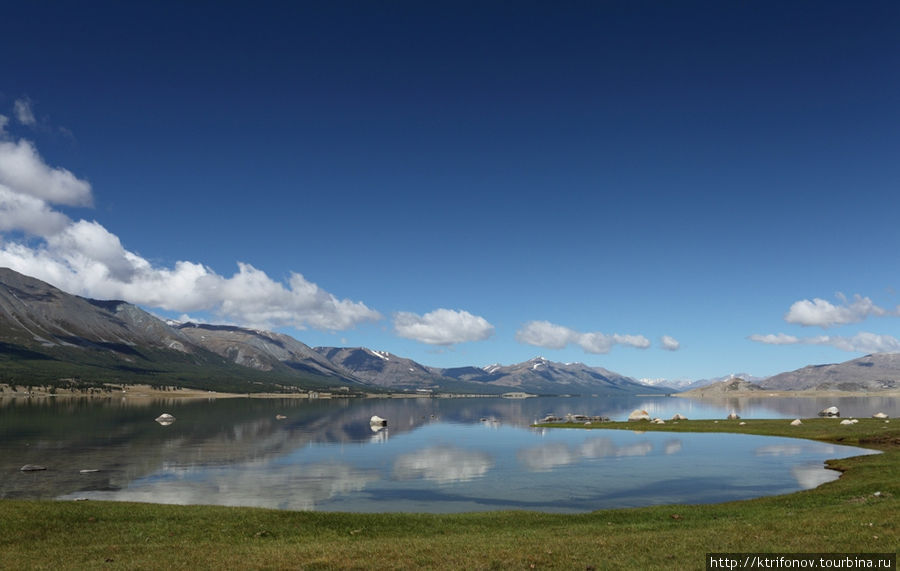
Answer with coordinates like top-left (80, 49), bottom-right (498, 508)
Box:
top-left (1, 419), bottom-right (896, 570)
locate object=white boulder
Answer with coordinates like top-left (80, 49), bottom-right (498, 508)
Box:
top-left (671, 414), bottom-right (688, 421)
top-left (627, 409), bottom-right (650, 422)
top-left (872, 412), bottom-right (889, 419)
top-left (370, 415), bottom-right (388, 427)
top-left (819, 406), bottom-right (840, 417)
top-left (790, 419), bottom-right (803, 426)
top-left (154, 413), bottom-right (175, 426)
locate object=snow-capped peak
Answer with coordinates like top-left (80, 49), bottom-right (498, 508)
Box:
top-left (366, 349), bottom-right (390, 361)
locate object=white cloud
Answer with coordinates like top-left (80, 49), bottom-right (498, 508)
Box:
top-left (393, 308), bottom-right (494, 345)
top-left (748, 333), bottom-right (801, 345)
top-left (0, 185), bottom-right (72, 235)
top-left (0, 137), bottom-right (381, 332)
top-left (784, 294), bottom-right (890, 328)
top-left (0, 115), bottom-right (9, 136)
top-left (516, 320), bottom-right (651, 354)
top-left (750, 331), bottom-right (900, 353)
top-left (0, 139), bottom-right (93, 206)
top-left (514, 320), bottom-right (578, 349)
top-left (660, 335), bottom-right (681, 351)
top-left (13, 98), bottom-right (36, 126)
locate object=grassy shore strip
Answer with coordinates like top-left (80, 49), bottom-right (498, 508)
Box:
top-left (1, 419), bottom-right (896, 570)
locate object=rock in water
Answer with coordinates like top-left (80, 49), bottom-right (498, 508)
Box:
top-left (20, 465), bottom-right (47, 471)
top-left (155, 413), bottom-right (175, 425)
top-left (818, 406), bottom-right (839, 417)
top-left (872, 412), bottom-right (889, 419)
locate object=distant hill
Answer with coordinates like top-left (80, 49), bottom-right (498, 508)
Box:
top-left (677, 377), bottom-right (763, 396)
top-left (440, 356), bottom-right (666, 396)
top-left (313, 347), bottom-right (445, 390)
top-left (641, 373), bottom-right (762, 392)
top-left (760, 353), bottom-right (900, 391)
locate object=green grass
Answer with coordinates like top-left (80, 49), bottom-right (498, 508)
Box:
top-left (1, 419), bottom-right (896, 570)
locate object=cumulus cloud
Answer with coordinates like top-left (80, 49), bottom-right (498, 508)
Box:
top-left (515, 320), bottom-right (651, 354)
top-left (0, 139), bottom-right (93, 206)
top-left (0, 115), bottom-right (9, 136)
top-left (0, 185), bottom-right (72, 235)
top-left (784, 294), bottom-right (892, 328)
top-left (660, 335), bottom-right (681, 351)
top-left (0, 137), bottom-right (381, 331)
top-left (393, 308), bottom-right (494, 345)
top-left (514, 320), bottom-right (576, 349)
top-left (13, 98), bottom-right (36, 126)
top-left (749, 332), bottom-right (900, 353)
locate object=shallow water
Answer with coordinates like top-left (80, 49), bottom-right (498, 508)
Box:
top-left (1, 395), bottom-right (887, 513)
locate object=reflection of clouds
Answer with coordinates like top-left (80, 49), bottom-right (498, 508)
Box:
top-left (59, 461), bottom-right (378, 511)
top-left (393, 445), bottom-right (493, 483)
top-left (520, 437), bottom-right (657, 472)
top-left (791, 463), bottom-right (839, 489)
top-left (615, 442), bottom-right (653, 457)
top-left (518, 442), bottom-right (578, 472)
top-left (580, 437), bottom-right (616, 458)
top-left (663, 439), bottom-right (683, 455)
top-left (755, 445), bottom-right (805, 457)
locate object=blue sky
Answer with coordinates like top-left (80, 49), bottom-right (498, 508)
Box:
top-left (1, 1), bottom-right (899, 381)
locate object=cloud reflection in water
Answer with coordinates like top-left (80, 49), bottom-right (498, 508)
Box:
top-left (60, 461), bottom-right (379, 511)
top-left (393, 445), bottom-right (493, 484)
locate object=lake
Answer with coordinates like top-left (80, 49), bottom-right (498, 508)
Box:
top-left (1, 395), bottom-right (891, 513)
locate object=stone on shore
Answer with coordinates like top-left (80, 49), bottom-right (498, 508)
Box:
top-left (627, 409), bottom-right (650, 422)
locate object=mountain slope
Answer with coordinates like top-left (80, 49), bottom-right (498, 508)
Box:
top-left (0, 267), bottom-right (191, 354)
top-left (760, 353), bottom-right (900, 391)
top-left (177, 324), bottom-right (356, 381)
top-left (313, 350), bottom-right (664, 395)
top-left (314, 347), bottom-right (442, 389)
top-left (446, 356), bottom-right (666, 395)
top-left (0, 268), bottom-right (358, 391)
top-left (677, 377), bottom-right (763, 396)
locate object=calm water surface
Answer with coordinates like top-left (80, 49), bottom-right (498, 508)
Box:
top-left (1, 395), bottom-right (890, 513)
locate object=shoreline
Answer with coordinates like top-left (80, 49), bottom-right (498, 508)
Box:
top-left (3, 382), bottom-right (898, 400)
top-left (673, 389), bottom-right (900, 398)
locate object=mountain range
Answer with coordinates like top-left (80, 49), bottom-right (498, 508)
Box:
top-left (2, 267), bottom-right (898, 395)
top-left (0, 268), bottom-right (664, 395)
